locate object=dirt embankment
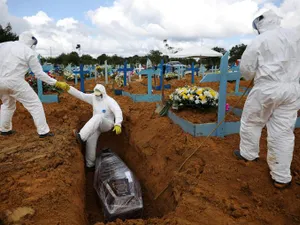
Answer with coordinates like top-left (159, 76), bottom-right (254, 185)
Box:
top-left (0, 93), bottom-right (90, 225)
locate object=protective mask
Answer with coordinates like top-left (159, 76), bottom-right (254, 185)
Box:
top-left (31, 36), bottom-right (38, 49)
top-left (252, 15), bottom-right (264, 35)
top-left (94, 89), bottom-right (103, 99)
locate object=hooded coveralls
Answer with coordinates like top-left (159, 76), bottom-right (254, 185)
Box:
top-left (0, 31), bottom-right (57, 135)
top-left (239, 10), bottom-right (300, 183)
top-left (68, 84), bottom-right (123, 167)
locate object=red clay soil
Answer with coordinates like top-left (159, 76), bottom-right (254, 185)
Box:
top-left (1, 78), bottom-right (299, 225)
top-left (171, 107), bottom-right (240, 124)
top-left (0, 94), bottom-right (87, 225)
top-left (169, 94), bottom-right (248, 124)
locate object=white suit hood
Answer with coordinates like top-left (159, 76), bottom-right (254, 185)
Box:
top-left (93, 84), bottom-right (107, 97)
top-left (253, 10), bottom-right (282, 34)
top-left (19, 31), bottom-right (37, 48)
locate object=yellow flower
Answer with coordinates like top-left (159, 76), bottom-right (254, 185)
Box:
top-left (196, 89), bottom-right (203, 96)
top-left (182, 94), bottom-right (188, 100)
top-left (199, 94), bottom-right (206, 100)
top-left (209, 90), bottom-right (216, 97)
top-left (182, 88), bottom-right (188, 94)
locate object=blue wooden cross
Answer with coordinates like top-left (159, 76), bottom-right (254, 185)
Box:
top-left (72, 64), bottom-right (91, 92)
top-left (184, 63), bottom-right (199, 84)
top-left (198, 52), bottom-right (241, 137)
top-left (37, 64), bottom-right (59, 103)
top-left (154, 59), bottom-right (171, 90)
top-left (122, 67), bottom-right (161, 102)
top-left (117, 61), bottom-right (134, 86)
top-left (80, 64), bottom-right (85, 92)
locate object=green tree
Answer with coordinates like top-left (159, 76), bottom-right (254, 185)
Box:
top-left (54, 53), bottom-right (67, 65)
top-left (97, 54), bottom-right (108, 65)
top-left (40, 56), bottom-right (47, 64)
top-left (206, 46), bottom-right (227, 66)
top-left (212, 46), bottom-right (226, 55)
top-left (0, 23), bottom-right (18, 43)
top-left (229, 44), bottom-right (247, 64)
top-left (110, 54), bottom-right (123, 66)
top-left (148, 50), bottom-right (163, 64)
top-left (81, 54), bottom-right (96, 65)
top-left (68, 51), bottom-right (80, 66)
top-left (127, 55), bottom-right (141, 65)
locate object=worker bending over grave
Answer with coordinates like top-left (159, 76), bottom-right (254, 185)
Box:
top-left (234, 10), bottom-right (300, 189)
top-left (0, 31), bottom-right (70, 138)
top-left (68, 84), bottom-right (123, 169)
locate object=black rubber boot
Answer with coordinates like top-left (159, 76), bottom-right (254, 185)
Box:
top-left (273, 181), bottom-right (292, 189)
top-left (39, 132), bottom-right (55, 138)
top-left (233, 150), bottom-right (258, 162)
top-left (73, 130), bottom-right (84, 146)
top-left (0, 130), bottom-right (16, 136)
top-left (85, 166), bottom-right (95, 173)
top-left (73, 130), bottom-right (86, 156)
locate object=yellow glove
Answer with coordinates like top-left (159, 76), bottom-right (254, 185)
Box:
top-left (113, 125), bottom-right (122, 135)
top-left (55, 81), bottom-right (70, 91)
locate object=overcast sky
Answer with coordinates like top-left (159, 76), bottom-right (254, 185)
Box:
top-left (1, 0), bottom-right (299, 57)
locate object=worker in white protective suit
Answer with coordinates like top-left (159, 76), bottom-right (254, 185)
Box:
top-left (0, 31), bottom-right (70, 137)
top-left (69, 84), bottom-right (123, 168)
top-left (233, 10), bottom-right (300, 189)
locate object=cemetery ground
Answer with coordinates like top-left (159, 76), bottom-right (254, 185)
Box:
top-left (0, 78), bottom-right (300, 225)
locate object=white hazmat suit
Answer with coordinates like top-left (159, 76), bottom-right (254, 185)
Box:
top-left (0, 31), bottom-right (64, 136)
top-left (239, 10), bottom-right (300, 184)
top-left (68, 84), bottom-right (123, 167)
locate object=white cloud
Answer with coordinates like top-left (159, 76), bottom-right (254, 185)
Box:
top-left (1, 0), bottom-right (300, 57)
top-left (240, 38), bottom-right (254, 45)
top-left (0, 0), bottom-right (30, 33)
top-left (87, 0), bottom-right (260, 40)
top-left (56, 18), bottom-right (79, 30)
top-left (24, 11), bottom-right (53, 26)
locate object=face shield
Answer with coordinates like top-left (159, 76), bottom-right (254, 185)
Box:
top-left (94, 89), bottom-right (103, 99)
top-left (31, 36), bottom-right (38, 50)
top-left (252, 15), bottom-right (264, 35)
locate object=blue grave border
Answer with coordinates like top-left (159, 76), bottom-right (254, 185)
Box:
top-left (37, 64), bottom-right (59, 103)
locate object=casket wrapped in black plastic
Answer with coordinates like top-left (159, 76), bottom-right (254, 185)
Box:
top-left (94, 148), bottom-right (143, 221)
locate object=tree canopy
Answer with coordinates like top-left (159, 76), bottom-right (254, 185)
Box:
top-left (229, 44), bottom-right (247, 64)
top-left (42, 45), bottom-right (247, 67)
top-left (0, 23), bottom-right (18, 43)
top-left (2, 23), bottom-right (248, 67)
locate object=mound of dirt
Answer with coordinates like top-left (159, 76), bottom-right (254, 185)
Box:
top-left (1, 78), bottom-right (299, 225)
top-left (0, 93), bottom-right (89, 225)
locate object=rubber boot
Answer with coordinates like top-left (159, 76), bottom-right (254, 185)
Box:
top-left (39, 132), bottom-right (55, 138)
top-left (0, 130), bottom-right (16, 136)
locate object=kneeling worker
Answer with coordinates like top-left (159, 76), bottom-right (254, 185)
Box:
top-left (68, 84), bottom-right (123, 168)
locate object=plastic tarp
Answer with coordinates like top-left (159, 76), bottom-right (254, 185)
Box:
top-left (169, 45), bottom-right (223, 58)
top-left (94, 148), bottom-right (143, 222)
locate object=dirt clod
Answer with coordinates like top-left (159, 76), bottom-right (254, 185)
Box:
top-left (5, 207), bottom-right (35, 223)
